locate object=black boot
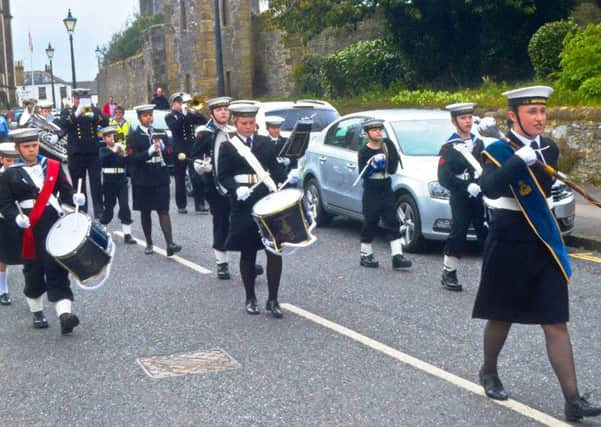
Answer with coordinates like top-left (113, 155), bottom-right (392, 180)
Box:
top-left (0, 293), bottom-right (11, 305)
top-left (565, 395), bottom-right (601, 421)
top-left (33, 311), bottom-right (49, 329)
top-left (144, 243), bottom-right (154, 255)
top-left (392, 254), bottom-right (412, 270)
top-left (266, 300), bottom-right (283, 318)
top-left (360, 254), bottom-right (379, 268)
top-left (217, 263), bottom-right (231, 280)
top-left (166, 243), bottom-right (182, 257)
top-left (479, 369), bottom-right (508, 400)
top-left (123, 234), bottom-right (136, 244)
top-left (59, 313), bottom-right (80, 335)
top-left (441, 269), bottom-right (462, 291)
top-left (245, 299), bottom-right (260, 315)
top-left (255, 264), bottom-right (264, 276)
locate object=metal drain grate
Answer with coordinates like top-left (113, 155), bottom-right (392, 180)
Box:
top-left (137, 348), bottom-right (241, 379)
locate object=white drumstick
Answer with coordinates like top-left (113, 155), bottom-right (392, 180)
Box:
top-left (75, 178), bottom-right (82, 214)
top-left (14, 200), bottom-right (24, 216)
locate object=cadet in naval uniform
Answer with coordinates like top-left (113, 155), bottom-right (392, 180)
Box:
top-left (59, 88), bottom-right (109, 219)
top-left (265, 116), bottom-right (297, 173)
top-left (472, 86), bottom-right (601, 422)
top-left (98, 126), bottom-right (134, 244)
top-left (217, 103), bottom-right (295, 318)
top-left (0, 142), bottom-right (20, 305)
top-left (127, 104), bottom-right (181, 257)
top-left (0, 128), bottom-right (84, 334)
top-left (437, 103), bottom-right (486, 291)
top-left (357, 119), bottom-right (412, 271)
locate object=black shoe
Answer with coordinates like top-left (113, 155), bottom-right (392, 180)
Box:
top-left (0, 293), bottom-right (11, 305)
top-left (195, 206), bottom-right (209, 214)
top-left (255, 264), bottom-right (264, 276)
top-left (144, 244), bottom-right (154, 255)
top-left (266, 300), bottom-right (283, 318)
top-left (217, 263), bottom-right (231, 280)
top-left (32, 311), bottom-right (49, 329)
top-left (392, 254), bottom-right (412, 270)
top-left (441, 269), bottom-right (462, 291)
top-left (166, 243), bottom-right (182, 257)
top-left (178, 208), bottom-right (188, 214)
top-left (565, 395), bottom-right (601, 421)
top-left (360, 254), bottom-right (379, 268)
top-left (479, 370), bottom-right (508, 400)
top-left (123, 234), bottom-right (136, 244)
top-left (245, 299), bottom-right (260, 315)
top-left (59, 313), bottom-right (80, 335)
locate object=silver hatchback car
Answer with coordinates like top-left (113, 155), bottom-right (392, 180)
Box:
top-left (299, 109), bottom-right (575, 252)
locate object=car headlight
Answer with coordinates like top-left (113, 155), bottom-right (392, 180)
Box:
top-left (551, 182), bottom-right (573, 202)
top-left (428, 181), bottom-right (450, 200)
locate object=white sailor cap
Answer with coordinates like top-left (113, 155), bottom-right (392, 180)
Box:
top-left (72, 88), bottom-right (89, 97)
top-left (0, 142), bottom-right (18, 157)
top-left (265, 116), bottom-right (285, 128)
top-left (195, 125), bottom-right (214, 136)
top-left (100, 126), bottom-right (117, 136)
top-left (362, 118), bottom-right (385, 131)
top-left (169, 92), bottom-right (184, 104)
top-left (502, 85), bottom-right (554, 107)
top-left (445, 102), bottom-right (477, 117)
top-left (207, 97), bottom-right (233, 110)
top-left (9, 128), bottom-right (40, 144)
top-left (134, 104), bottom-right (155, 114)
top-left (229, 102), bottom-right (260, 117)
top-left (38, 100), bottom-right (53, 109)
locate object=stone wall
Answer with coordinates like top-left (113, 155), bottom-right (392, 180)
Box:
top-left (96, 54), bottom-right (148, 108)
top-left (548, 122), bottom-right (601, 184)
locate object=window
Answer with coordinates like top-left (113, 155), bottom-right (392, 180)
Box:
top-left (324, 117), bottom-right (365, 149)
top-left (59, 86), bottom-right (67, 99)
top-left (225, 71), bottom-right (231, 96)
top-left (265, 108), bottom-right (339, 132)
top-left (184, 73), bottom-right (191, 93)
top-left (220, 0), bottom-right (230, 26)
top-left (38, 87), bottom-right (47, 100)
top-left (180, 0), bottom-right (187, 30)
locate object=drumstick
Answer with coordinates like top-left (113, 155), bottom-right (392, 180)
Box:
top-left (75, 178), bottom-right (82, 214)
top-left (14, 200), bottom-right (25, 216)
top-left (352, 154), bottom-right (378, 187)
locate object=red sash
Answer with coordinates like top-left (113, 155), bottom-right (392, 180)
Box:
top-left (21, 159), bottom-right (60, 260)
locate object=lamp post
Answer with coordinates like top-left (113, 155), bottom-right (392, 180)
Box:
top-left (95, 45), bottom-right (102, 72)
top-left (213, 0), bottom-right (225, 96)
top-left (63, 9), bottom-right (77, 89)
top-left (45, 43), bottom-right (56, 109)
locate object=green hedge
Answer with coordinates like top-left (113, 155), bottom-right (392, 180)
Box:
top-left (559, 23), bottom-right (601, 98)
top-left (528, 20), bottom-right (578, 79)
top-left (103, 14), bottom-right (164, 64)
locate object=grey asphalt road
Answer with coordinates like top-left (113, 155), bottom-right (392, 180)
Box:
top-left (1, 189), bottom-right (601, 426)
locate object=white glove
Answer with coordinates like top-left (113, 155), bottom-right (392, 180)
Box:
top-left (193, 158), bottom-right (212, 175)
top-left (113, 143), bottom-right (125, 153)
top-left (515, 145), bottom-right (537, 166)
top-left (85, 111), bottom-right (95, 118)
top-left (48, 134), bottom-right (59, 145)
top-left (148, 144), bottom-right (158, 156)
top-left (277, 157), bottom-right (291, 166)
top-left (236, 186), bottom-right (251, 201)
top-left (370, 153), bottom-right (387, 170)
top-left (73, 193), bottom-right (86, 207)
top-left (372, 153), bottom-right (386, 163)
top-left (182, 106), bottom-right (188, 116)
top-left (467, 183), bottom-right (481, 198)
top-left (16, 214), bottom-right (30, 229)
top-left (75, 104), bottom-right (85, 118)
top-left (287, 168), bottom-right (301, 185)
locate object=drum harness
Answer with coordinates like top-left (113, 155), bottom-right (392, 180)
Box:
top-left (224, 133), bottom-right (278, 194)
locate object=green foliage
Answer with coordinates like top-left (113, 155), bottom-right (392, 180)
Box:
top-left (103, 14), bottom-right (164, 64)
top-left (292, 55), bottom-right (328, 96)
top-left (559, 23), bottom-right (601, 99)
top-left (528, 20), bottom-right (579, 79)
top-left (579, 75), bottom-right (601, 99)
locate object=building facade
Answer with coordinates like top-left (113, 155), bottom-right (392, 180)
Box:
top-left (15, 67), bottom-right (72, 109)
top-left (0, 0), bottom-right (16, 108)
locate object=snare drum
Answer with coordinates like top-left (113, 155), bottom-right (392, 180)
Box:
top-left (252, 189), bottom-right (316, 255)
top-left (46, 213), bottom-right (112, 284)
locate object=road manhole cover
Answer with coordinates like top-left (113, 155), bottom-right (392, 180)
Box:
top-left (137, 348), bottom-right (241, 379)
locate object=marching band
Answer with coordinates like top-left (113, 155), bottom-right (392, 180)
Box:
top-left (1, 86), bottom-right (601, 421)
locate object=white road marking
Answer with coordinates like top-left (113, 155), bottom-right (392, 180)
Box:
top-left (120, 241), bottom-right (570, 425)
top-left (112, 231), bottom-right (212, 274)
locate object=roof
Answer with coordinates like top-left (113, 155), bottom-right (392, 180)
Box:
top-left (22, 70), bottom-right (68, 86)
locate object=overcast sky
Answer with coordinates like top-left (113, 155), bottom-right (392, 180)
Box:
top-left (11, 0), bottom-right (139, 83)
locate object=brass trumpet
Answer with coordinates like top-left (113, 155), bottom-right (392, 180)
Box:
top-left (188, 95), bottom-right (205, 112)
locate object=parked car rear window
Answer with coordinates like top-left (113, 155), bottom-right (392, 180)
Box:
top-left (267, 108), bottom-right (339, 132)
top-left (390, 119), bottom-right (454, 156)
top-left (124, 110), bottom-right (169, 130)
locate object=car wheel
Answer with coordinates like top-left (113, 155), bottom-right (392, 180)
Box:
top-left (396, 194), bottom-right (423, 253)
top-left (304, 178), bottom-right (332, 226)
top-left (185, 172), bottom-right (194, 197)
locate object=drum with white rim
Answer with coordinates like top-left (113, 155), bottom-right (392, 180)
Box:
top-left (46, 212), bottom-right (114, 289)
top-left (252, 188), bottom-right (316, 256)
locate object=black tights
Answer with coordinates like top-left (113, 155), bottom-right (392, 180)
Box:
top-left (240, 249), bottom-right (282, 302)
top-left (140, 209), bottom-right (173, 246)
top-left (482, 320), bottom-right (579, 401)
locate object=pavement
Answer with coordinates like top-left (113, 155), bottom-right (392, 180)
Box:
top-left (564, 183), bottom-right (601, 251)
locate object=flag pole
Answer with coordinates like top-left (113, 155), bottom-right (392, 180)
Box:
top-left (28, 29), bottom-right (34, 101)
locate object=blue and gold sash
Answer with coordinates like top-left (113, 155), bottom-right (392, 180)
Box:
top-left (484, 140), bottom-right (571, 281)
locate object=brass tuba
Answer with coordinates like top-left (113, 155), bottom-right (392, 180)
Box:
top-left (23, 112), bottom-right (69, 162)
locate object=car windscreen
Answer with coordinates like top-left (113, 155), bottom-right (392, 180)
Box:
top-left (390, 119), bottom-right (455, 156)
top-left (124, 110), bottom-right (168, 131)
top-left (267, 108), bottom-right (339, 132)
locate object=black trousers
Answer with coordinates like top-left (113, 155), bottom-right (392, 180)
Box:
top-left (100, 178), bottom-right (133, 225)
top-left (444, 193), bottom-right (487, 257)
top-left (174, 159), bottom-right (187, 209)
top-left (189, 164), bottom-right (206, 210)
top-left (68, 153), bottom-right (103, 218)
top-left (360, 188), bottom-right (401, 243)
top-left (23, 239), bottom-right (73, 303)
top-left (206, 186), bottom-right (230, 252)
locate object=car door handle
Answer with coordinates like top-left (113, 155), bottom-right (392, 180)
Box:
top-left (346, 162), bottom-right (356, 170)
top-left (319, 156), bottom-right (327, 163)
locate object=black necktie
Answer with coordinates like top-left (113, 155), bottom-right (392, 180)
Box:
top-left (246, 137), bottom-right (252, 148)
top-left (530, 140), bottom-right (539, 150)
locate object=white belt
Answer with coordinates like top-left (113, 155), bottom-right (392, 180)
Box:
top-left (102, 168), bottom-right (125, 174)
top-left (18, 199), bottom-right (36, 209)
top-left (484, 196), bottom-right (554, 211)
top-left (455, 173), bottom-right (471, 180)
top-left (146, 157), bottom-right (163, 164)
top-left (234, 174), bottom-right (259, 184)
top-left (368, 172), bottom-right (388, 179)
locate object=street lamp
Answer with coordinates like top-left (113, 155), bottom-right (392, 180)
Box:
top-left (45, 43), bottom-right (56, 109)
top-left (63, 9), bottom-right (77, 89)
top-left (95, 45), bottom-right (102, 72)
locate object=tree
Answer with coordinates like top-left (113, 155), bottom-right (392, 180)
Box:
top-left (103, 14), bottom-right (164, 64)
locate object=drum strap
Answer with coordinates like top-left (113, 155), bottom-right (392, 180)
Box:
top-left (21, 158), bottom-right (60, 260)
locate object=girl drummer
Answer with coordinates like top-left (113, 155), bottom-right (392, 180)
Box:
top-left (0, 142), bottom-right (19, 305)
